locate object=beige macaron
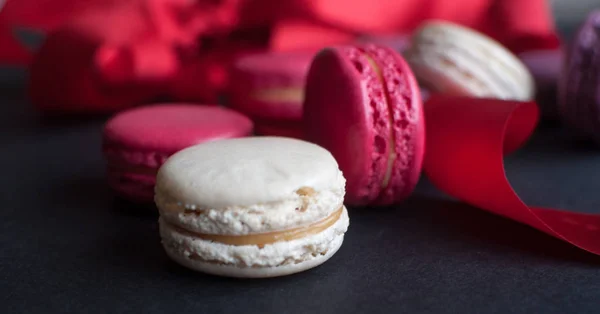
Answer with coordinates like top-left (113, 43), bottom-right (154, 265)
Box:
top-left (405, 20), bottom-right (535, 101)
top-left (155, 136), bottom-right (349, 278)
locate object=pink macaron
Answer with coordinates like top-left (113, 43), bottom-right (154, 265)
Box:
top-left (227, 49), bottom-right (318, 138)
top-left (304, 44), bottom-right (425, 206)
top-left (102, 104), bottom-right (253, 203)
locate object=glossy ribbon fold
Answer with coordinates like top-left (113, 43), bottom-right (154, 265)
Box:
top-left (424, 96), bottom-right (600, 255)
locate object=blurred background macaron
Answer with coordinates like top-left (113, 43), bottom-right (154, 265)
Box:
top-left (226, 49), bottom-right (319, 138)
top-left (405, 20), bottom-right (535, 101)
top-left (558, 10), bottom-right (600, 144)
top-left (102, 104), bottom-right (253, 203)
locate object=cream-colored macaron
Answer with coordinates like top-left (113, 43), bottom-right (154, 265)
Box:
top-left (155, 136), bottom-right (349, 278)
top-left (405, 20), bottom-right (535, 101)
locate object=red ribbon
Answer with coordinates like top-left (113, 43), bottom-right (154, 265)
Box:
top-left (424, 96), bottom-right (600, 255)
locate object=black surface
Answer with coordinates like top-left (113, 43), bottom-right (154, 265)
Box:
top-left (2, 70), bottom-right (600, 314)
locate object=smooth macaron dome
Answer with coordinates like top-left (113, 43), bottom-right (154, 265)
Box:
top-left (558, 10), bottom-right (600, 143)
top-left (304, 44), bottom-right (425, 206)
top-left (405, 20), bottom-right (535, 101)
top-left (102, 104), bottom-right (253, 202)
top-left (155, 137), bottom-right (349, 277)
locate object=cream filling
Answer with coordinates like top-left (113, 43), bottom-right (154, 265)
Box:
top-left (365, 55), bottom-right (396, 190)
top-left (250, 88), bottom-right (304, 103)
top-left (164, 207), bottom-right (343, 248)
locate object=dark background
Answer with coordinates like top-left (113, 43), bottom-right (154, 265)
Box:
top-left (3, 2), bottom-right (600, 313)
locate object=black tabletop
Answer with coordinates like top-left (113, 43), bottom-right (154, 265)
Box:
top-left (2, 68), bottom-right (600, 314)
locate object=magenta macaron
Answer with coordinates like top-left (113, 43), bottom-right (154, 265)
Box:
top-left (304, 44), bottom-right (425, 206)
top-left (227, 49), bottom-right (318, 138)
top-left (102, 104), bottom-right (253, 203)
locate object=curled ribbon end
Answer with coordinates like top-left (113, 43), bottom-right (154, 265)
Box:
top-left (424, 96), bottom-right (600, 256)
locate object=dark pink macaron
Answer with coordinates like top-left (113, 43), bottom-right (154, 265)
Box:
top-left (102, 104), bottom-right (253, 203)
top-left (227, 49), bottom-right (318, 138)
top-left (304, 44), bottom-right (425, 206)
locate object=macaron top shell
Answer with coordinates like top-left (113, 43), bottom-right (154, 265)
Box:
top-left (103, 104), bottom-right (253, 154)
top-left (156, 136), bottom-right (345, 209)
top-left (304, 44), bottom-right (424, 206)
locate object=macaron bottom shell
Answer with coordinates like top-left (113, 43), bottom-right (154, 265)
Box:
top-left (162, 233), bottom-right (344, 278)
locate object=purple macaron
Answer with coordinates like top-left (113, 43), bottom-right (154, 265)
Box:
top-left (559, 10), bottom-right (600, 143)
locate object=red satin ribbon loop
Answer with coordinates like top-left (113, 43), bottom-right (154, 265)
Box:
top-left (424, 96), bottom-right (600, 255)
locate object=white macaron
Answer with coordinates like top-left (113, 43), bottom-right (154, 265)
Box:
top-left (155, 136), bottom-right (349, 278)
top-left (405, 20), bottom-right (535, 101)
